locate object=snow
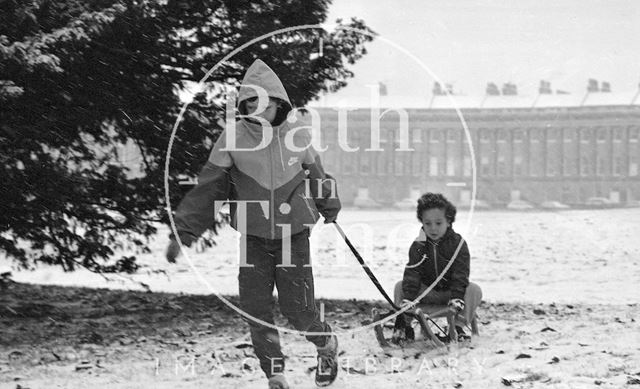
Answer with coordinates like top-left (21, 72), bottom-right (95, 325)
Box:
top-left (4, 208), bottom-right (640, 305)
top-left (2, 208), bottom-right (640, 388)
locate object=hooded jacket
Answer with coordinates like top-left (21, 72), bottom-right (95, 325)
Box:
top-left (402, 227), bottom-right (470, 301)
top-left (174, 59), bottom-right (341, 244)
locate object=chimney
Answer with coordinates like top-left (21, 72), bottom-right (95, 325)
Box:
top-left (432, 82), bottom-right (443, 96)
top-left (445, 83), bottom-right (454, 95)
top-left (502, 82), bottom-right (518, 96)
top-left (486, 82), bottom-right (500, 96)
top-left (378, 82), bottom-right (388, 96)
top-left (539, 80), bottom-right (552, 94)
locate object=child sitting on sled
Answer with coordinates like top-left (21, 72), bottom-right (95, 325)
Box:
top-left (393, 192), bottom-right (482, 342)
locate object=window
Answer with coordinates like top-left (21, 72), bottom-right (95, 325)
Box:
top-left (332, 151), bottom-right (341, 173)
top-left (497, 156), bottom-right (507, 176)
top-left (429, 157), bottom-right (438, 176)
top-left (463, 156), bottom-right (472, 177)
top-left (613, 157), bottom-right (624, 176)
top-left (546, 130), bottom-right (561, 176)
top-left (378, 129), bottom-right (389, 144)
top-left (395, 157), bottom-right (405, 175)
top-left (563, 154), bottom-right (577, 176)
top-left (387, 152), bottom-right (395, 174)
top-left (529, 129), bottom-right (544, 177)
top-left (349, 130), bottom-right (361, 147)
top-left (580, 128), bottom-right (592, 144)
top-left (481, 156), bottom-right (491, 176)
top-left (377, 151), bottom-right (386, 176)
top-left (343, 163), bottom-right (354, 175)
top-left (430, 130), bottom-right (442, 144)
top-left (412, 152), bottom-right (421, 176)
top-left (360, 153), bottom-right (370, 175)
top-left (393, 128), bottom-right (412, 148)
top-left (630, 127), bottom-right (639, 143)
top-left (412, 129), bottom-right (422, 143)
top-left (563, 128), bottom-right (573, 143)
top-left (447, 130), bottom-right (457, 143)
top-left (514, 156), bottom-right (523, 176)
top-left (530, 130), bottom-right (541, 143)
top-left (497, 129), bottom-right (508, 144)
top-left (597, 128), bottom-right (608, 143)
top-left (480, 130), bottom-right (492, 144)
top-left (613, 127), bottom-right (624, 143)
top-left (629, 156), bottom-right (638, 176)
top-left (513, 130), bottom-right (525, 143)
top-left (580, 156), bottom-right (590, 176)
top-left (342, 151), bottom-right (356, 175)
top-left (446, 157), bottom-right (455, 176)
top-left (547, 160), bottom-right (557, 176)
top-left (323, 153), bottom-right (335, 173)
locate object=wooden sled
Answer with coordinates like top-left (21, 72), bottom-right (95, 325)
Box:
top-left (416, 304), bottom-right (479, 343)
top-left (373, 305), bottom-right (479, 348)
top-left (372, 307), bottom-right (446, 348)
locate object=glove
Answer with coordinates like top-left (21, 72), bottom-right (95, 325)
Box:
top-left (323, 215), bottom-right (337, 224)
top-left (448, 298), bottom-right (465, 313)
top-left (400, 299), bottom-right (416, 311)
top-left (166, 239), bottom-right (181, 264)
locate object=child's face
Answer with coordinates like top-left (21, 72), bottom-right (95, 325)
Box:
top-left (245, 98), bottom-right (279, 124)
top-left (420, 208), bottom-right (450, 241)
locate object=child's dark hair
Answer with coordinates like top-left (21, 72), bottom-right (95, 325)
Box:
top-left (416, 193), bottom-right (457, 224)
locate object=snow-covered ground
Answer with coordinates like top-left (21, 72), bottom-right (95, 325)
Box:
top-left (3, 208), bottom-right (640, 389)
top-left (3, 208), bottom-right (640, 305)
top-left (2, 284), bottom-right (639, 389)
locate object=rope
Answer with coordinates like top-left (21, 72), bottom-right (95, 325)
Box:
top-left (332, 221), bottom-right (447, 335)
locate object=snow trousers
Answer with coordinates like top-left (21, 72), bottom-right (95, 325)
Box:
top-left (239, 229), bottom-right (332, 378)
top-left (393, 280), bottom-right (482, 327)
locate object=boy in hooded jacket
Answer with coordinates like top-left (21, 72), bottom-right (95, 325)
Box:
top-left (166, 59), bottom-right (340, 389)
top-left (394, 193), bottom-right (482, 341)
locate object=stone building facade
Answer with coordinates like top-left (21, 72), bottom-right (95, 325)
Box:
top-left (313, 104), bottom-right (640, 207)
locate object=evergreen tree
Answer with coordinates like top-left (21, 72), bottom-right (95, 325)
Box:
top-left (0, 0), bottom-right (373, 272)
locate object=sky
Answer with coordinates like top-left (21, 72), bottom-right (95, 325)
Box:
top-left (322, 0), bottom-right (640, 100)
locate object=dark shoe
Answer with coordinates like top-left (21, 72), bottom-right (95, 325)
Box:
top-left (434, 326), bottom-right (470, 343)
top-left (435, 332), bottom-right (451, 343)
top-left (391, 327), bottom-right (406, 345)
top-left (456, 326), bottom-right (471, 342)
top-left (391, 313), bottom-right (415, 345)
top-left (268, 374), bottom-right (289, 389)
top-left (315, 335), bottom-right (338, 387)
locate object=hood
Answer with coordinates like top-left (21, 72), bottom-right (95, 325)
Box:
top-left (238, 59), bottom-right (292, 107)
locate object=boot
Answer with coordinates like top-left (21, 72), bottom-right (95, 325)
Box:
top-left (268, 374), bottom-right (289, 389)
top-left (455, 326), bottom-right (471, 342)
top-left (315, 335), bottom-right (338, 387)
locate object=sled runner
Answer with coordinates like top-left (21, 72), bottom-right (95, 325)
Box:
top-left (371, 308), bottom-right (390, 347)
top-left (418, 305), bottom-right (477, 343)
top-left (372, 303), bottom-right (481, 349)
top-left (371, 307), bottom-right (446, 348)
